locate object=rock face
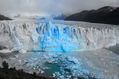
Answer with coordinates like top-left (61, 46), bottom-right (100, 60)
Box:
top-left (0, 20), bottom-right (117, 53)
top-left (65, 6), bottom-right (119, 25)
top-left (0, 14), bottom-right (11, 20)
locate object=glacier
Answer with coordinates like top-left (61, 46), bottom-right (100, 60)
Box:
top-left (0, 19), bottom-right (117, 53)
top-left (0, 19), bottom-right (119, 79)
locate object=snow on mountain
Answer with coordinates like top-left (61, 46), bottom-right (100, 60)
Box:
top-left (0, 19), bottom-right (117, 53)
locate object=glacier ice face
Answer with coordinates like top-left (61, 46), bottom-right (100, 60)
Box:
top-left (36, 21), bottom-right (80, 52)
top-left (0, 20), bottom-right (38, 53)
top-left (0, 20), bottom-right (117, 53)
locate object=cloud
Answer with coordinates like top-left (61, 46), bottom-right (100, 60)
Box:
top-left (0, 0), bottom-right (118, 16)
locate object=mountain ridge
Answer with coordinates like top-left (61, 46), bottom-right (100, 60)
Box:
top-left (0, 14), bottom-right (11, 20)
top-left (65, 6), bottom-right (119, 25)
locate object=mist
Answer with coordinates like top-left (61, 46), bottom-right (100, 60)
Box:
top-left (0, 0), bottom-right (119, 16)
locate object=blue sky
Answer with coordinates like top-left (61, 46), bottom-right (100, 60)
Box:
top-left (0, 0), bottom-right (118, 16)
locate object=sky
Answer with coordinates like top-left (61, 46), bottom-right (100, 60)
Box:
top-left (0, 0), bottom-right (119, 16)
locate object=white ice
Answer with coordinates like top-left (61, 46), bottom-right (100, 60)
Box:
top-left (0, 19), bottom-right (117, 52)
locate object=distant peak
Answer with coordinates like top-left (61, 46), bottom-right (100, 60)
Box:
top-left (98, 6), bottom-right (116, 12)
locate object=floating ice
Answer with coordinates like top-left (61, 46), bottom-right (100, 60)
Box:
top-left (24, 52), bottom-right (97, 79)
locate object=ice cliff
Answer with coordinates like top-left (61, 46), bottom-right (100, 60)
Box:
top-left (0, 20), bottom-right (117, 53)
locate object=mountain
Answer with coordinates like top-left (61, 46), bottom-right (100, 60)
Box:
top-left (0, 14), bottom-right (11, 20)
top-left (65, 6), bottom-right (119, 25)
top-left (52, 14), bottom-right (66, 20)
